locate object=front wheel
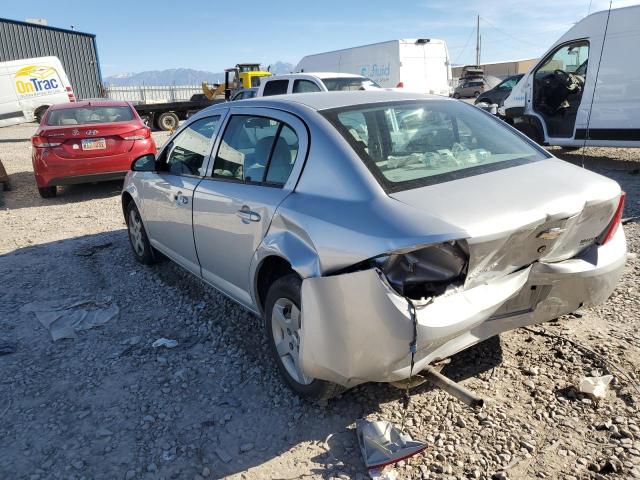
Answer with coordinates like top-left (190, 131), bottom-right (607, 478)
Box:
top-left (265, 274), bottom-right (344, 401)
top-left (125, 202), bottom-right (156, 264)
top-left (453, 92), bottom-right (461, 99)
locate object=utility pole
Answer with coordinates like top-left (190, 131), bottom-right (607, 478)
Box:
top-left (476, 14), bottom-right (480, 67)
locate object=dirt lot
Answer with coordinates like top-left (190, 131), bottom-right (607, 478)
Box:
top-left (1, 122), bottom-right (639, 480)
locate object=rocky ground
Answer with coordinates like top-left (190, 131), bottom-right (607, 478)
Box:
top-left (0, 123), bottom-right (639, 480)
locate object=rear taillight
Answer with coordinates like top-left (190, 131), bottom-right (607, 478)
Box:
top-left (32, 135), bottom-right (62, 148)
top-left (66, 86), bottom-right (76, 102)
top-left (396, 82), bottom-right (404, 88)
top-left (121, 127), bottom-right (151, 141)
top-left (597, 192), bottom-right (625, 246)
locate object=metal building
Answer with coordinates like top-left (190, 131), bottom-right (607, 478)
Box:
top-left (452, 58), bottom-right (538, 80)
top-left (0, 18), bottom-right (102, 99)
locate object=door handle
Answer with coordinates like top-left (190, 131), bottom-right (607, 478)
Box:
top-left (236, 206), bottom-right (261, 223)
top-left (173, 191), bottom-right (189, 205)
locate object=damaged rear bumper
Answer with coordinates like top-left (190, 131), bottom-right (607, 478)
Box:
top-left (299, 227), bottom-right (627, 387)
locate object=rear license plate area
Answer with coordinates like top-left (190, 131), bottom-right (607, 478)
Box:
top-left (81, 138), bottom-right (106, 150)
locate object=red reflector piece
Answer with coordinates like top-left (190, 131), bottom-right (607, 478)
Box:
top-left (598, 192), bottom-right (625, 246)
top-left (66, 86), bottom-right (76, 102)
top-left (396, 82), bottom-right (404, 88)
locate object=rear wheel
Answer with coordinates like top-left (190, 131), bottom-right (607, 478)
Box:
top-left (156, 112), bottom-right (179, 131)
top-left (265, 274), bottom-right (344, 401)
top-left (125, 202), bottom-right (156, 265)
top-left (34, 107), bottom-right (49, 124)
top-left (474, 91), bottom-right (480, 98)
top-left (38, 186), bottom-right (56, 198)
top-left (453, 92), bottom-right (461, 99)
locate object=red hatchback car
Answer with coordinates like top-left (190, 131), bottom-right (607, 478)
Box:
top-left (32, 100), bottom-right (156, 197)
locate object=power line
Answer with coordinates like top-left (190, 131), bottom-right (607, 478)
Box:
top-left (479, 16), bottom-right (539, 47)
top-left (452, 25), bottom-right (476, 65)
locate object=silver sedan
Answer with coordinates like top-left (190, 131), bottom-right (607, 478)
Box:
top-left (122, 91), bottom-right (627, 400)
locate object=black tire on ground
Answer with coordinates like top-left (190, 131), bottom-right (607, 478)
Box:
top-left (264, 273), bottom-right (345, 402)
top-left (38, 186), bottom-right (56, 198)
top-left (156, 112), bottom-right (179, 131)
top-left (515, 122), bottom-right (543, 145)
top-left (453, 92), bottom-right (461, 99)
top-left (125, 201), bottom-right (156, 265)
top-left (34, 106), bottom-right (49, 124)
top-left (474, 91), bottom-right (480, 98)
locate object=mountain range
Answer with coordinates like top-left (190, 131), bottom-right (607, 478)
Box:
top-left (104, 61), bottom-right (295, 86)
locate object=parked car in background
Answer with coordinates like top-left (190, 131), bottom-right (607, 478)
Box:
top-left (296, 39), bottom-right (452, 96)
top-left (32, 100), bottom-right (156, 197)
top-left (474, 74), bottom-right (524, 107)
top-left (453, 76), bottom-right (500, 98)
top-left (230, 88), bottom-right (258, 101)
top-left (0, 56), bottom-right (75, 127)
top-left (257, 73), bottom-right (379, 97)
top-left (503, 4), bottom-right (640, 148)
top-left (122, 91), bottom-right (626, 401)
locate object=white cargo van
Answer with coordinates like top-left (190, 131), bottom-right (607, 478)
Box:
top-left (0, 56), bottom-right (75, 127)
top-left (296, 39), bottom-right (452, 97)
top-left (503, 5), bottom-right (640, 148)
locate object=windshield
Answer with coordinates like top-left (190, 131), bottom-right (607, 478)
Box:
top-left (322, 77), bottom-right (380, 91)
top-left (322, 100), bottom-right (549, 192)
top-left (47, 106), bottom-right (135, 126)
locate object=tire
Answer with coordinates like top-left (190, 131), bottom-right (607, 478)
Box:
top-left (453, 92), bottom-right (461, 99)
top-left (34, 106), bottom-right (49, 124)
top-left (125, 201), bottom-right (156, 265)
top-left (265, 274), bottom-right (345, 402)
top-left (38, 186), bottom-right (56, 198)
top-left (515, 122), bottom-right (543, 145)
top-left (156, 112), bottom-right (179, 131)
top-left (474, 91), bottom-right (480, 98)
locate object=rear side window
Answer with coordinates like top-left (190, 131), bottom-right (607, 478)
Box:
top-left (293, 80), bottom-right (321, 93)
top-left (47, 106), bottom-right (134, 126)
top-left (213, 115), bottom-right (299, 186)
top-left (262, 80), bottom-right (289, 96)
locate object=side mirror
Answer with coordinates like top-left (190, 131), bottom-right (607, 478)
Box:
top-left (131, 154), bottom-right (156, 172)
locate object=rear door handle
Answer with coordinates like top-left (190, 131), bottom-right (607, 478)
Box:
top-left (236, 206), bottom-right (261, 223)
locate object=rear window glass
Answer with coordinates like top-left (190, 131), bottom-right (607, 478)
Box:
top-left (262, 80), bottom-right (289, 96)
top-left (322, 77), bottom-right (379, 91)
top-left (47, 106), bottom-right (134, 126)
top-left (322, 100), bottom-right (549, 192)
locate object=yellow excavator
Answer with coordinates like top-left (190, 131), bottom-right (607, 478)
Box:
top-left (202, 63), bottom-right (271, 100)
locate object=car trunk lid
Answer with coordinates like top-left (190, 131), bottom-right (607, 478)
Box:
top-left (388, 158), bottom-right (622, 288)
top-left (41, 122), bottom-right (141, 159)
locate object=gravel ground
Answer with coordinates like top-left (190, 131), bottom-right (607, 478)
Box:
top-left (1, 122), bottom-right (639, 480)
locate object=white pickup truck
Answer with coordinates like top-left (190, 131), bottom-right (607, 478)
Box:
top-left (256, 73), bottom-right (379, 97)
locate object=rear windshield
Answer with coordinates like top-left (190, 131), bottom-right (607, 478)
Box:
top-left (322, 77), bottom-right (380, 91)
top-left (47, 106), bottom-right (135, 126)
top-left (322, 100), bottom-right (549, 192)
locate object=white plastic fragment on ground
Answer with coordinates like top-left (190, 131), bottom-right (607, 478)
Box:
top-left (357, 419), bottom-right (427, 470)
top-left (579, 375), bottom-right (614, 399)
top-left (152, 338), bottom-right (178, 349)
top-left (20, 296), bottom-right (119, 341)
top-left (369, 466), bottom-right (399, 480)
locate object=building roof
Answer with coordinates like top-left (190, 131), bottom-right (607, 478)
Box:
top-left (0, 17), bottom-right (95, 37)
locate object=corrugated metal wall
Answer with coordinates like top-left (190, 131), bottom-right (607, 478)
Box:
top-left (0, 18), bottom-right (102, 99)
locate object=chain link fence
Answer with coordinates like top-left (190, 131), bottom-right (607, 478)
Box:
top-left (104, 85), bottom-right (203, 103)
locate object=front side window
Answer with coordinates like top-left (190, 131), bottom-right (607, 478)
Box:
top-left (213, 115), bottom-right (299, 186)
top-left (322, 77), bottom-right (379, 91)
top-left (537, 41), bottom-right (589, 74)
top-left (323, 100), bottom-right (549, 192)
top-left (262, 80), bottom-right (289, 96)
top-left (162, 116), bottom-right (220, 176)
top-left (47, 106), bottom-right (134, 126)
top-left (293, 79), bottom-right (321, 93)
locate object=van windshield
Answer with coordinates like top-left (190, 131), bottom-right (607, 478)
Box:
top-left (322, 100), bottom-right (549, 192)
top-left (321, 77), bottom-right (380, 91)
top-left (47, 106), bottom-right (135, 126)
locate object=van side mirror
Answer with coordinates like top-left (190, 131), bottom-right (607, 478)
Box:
top-left (131, 154), bottom-right (156, 172)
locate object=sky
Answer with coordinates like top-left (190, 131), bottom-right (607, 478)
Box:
top-left (2, 0), bottom-right (638, 76)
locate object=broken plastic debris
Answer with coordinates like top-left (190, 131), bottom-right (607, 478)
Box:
top-left (579, 375), bottom-right (614, 399)
top-left (369, 466), bottom-right (399, 480)
top-left (20, 296), bottom-right (119, 341)
top-left (357, 419), bottom-right (427, 470)
top-left (152, 338), bottom-right (178, 349)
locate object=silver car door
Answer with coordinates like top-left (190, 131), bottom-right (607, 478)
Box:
top-left (193, 108), bottom-right (308, 309)
top-left (139, 115), bottom-right (222, 275)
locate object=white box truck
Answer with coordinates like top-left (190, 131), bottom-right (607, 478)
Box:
top-left (295, 39), bottom-right (452, 97)
top-left (502, 5), bottom-right (640, 148)
top-left (0, 56), bottom-right (75, 127)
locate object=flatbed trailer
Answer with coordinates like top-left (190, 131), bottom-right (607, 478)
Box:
top-left (132, 95), bottom-right (225, 131)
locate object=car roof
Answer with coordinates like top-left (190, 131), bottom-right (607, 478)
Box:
top-left (268, 72), bottom-right (367, 80)
top-left (232, 91), bottom-right (451, 111)
top-left (48, 99), bottom-right (131, 110)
